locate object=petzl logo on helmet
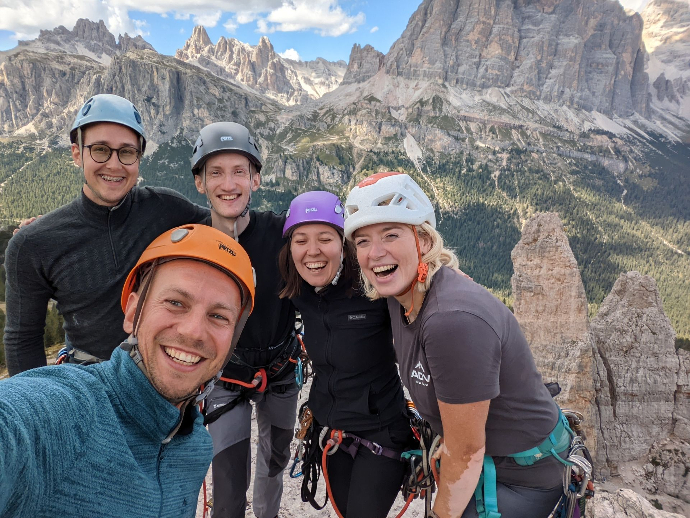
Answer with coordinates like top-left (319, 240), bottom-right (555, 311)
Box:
top-left (217, 241), bottom-right (237, 256)
top-left (220, 136), bottom-right (234, 142)
top-left (305, 207), bottom-right (318, 213)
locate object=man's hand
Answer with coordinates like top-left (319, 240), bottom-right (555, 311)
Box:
top-left (13, 216), bottom-right (41, 235)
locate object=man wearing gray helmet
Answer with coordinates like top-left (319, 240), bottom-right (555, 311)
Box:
top-left (4, 94), bottom-right (209, 375)
top-left (191, 122), bottom-right (299, 518)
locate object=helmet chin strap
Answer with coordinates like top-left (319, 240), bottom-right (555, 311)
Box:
top-left (396, 226), bottom-right (429, 318)
top-left (331, 247), bottom-right (344, 286)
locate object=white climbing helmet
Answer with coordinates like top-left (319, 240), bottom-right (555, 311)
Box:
top-left (343, 172), bottom-right (436, 241)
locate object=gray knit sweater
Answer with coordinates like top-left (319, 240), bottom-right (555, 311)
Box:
top-left (4, 186), bottom-right (209, 375)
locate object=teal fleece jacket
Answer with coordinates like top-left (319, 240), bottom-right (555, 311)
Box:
top-left (0, 346), bottom-right (213, 517)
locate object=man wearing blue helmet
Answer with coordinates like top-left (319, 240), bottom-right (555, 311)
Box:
top-left (3, 93), bottom-right (209, 375)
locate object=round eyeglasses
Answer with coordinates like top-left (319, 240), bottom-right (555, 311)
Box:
top-left (84, 144), bottom-right (141, 166)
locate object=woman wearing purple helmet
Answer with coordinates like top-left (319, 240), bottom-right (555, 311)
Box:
top-left (279, 191), bottom-right (412, 518)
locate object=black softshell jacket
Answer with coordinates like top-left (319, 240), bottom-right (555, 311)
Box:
top-left (293, 280), bottom-right (405, 431)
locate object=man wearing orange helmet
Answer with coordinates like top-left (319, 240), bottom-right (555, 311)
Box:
top-left (0, 224), bottom-right (255, 518)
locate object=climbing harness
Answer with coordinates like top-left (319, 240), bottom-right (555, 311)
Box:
top-left (203, 330), bottom-right (300, 426)
top-left (474, 405), bottom-right (594, 518)
top-left (55, 344), bottom-right (105, 365)
top-left (292, 398), bottom-right (441, 518)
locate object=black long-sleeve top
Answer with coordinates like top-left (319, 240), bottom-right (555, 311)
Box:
top-left (293, 280), bottom-right (405, 431)
top-left (4, 186), bottom-right (209, 375)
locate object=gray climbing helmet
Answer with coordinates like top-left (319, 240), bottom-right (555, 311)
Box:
top-left (191, 122), bottom-right (262, 175)
top-left (69, 94), bottom-right (147, 152)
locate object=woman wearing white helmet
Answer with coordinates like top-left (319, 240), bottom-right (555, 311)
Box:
top-left (344, 172), bottom-right (572, 518)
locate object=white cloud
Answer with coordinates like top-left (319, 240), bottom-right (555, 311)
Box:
top-left (236, 12), bottom-right (259, 24)
top-left (223, 18), bottom-right (239, 33)
top-left (193, 10), bottom-right (222, 27)
top-left (370, 26), bottom-right (378, 33)
top-left (279, 48), bottom-right (300, 61)
top-left (0, 0), bottom-right (363, 43)
top-left (258, 0), bottom-right (365, 37)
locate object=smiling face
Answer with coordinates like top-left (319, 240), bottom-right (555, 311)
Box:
top-left (123, 259), bottom-right (242, 404)
top-left (195, 152), bottom-right (260, 220)
top-left (353, 222), bottom-right (428, 299)
top-left (290, 223), bottom-right (343, 288)
top-left (71, 122), bottom-right (141, 207)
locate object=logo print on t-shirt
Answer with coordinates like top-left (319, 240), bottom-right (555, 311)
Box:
top-left (411, 361), bottom-right (430, 387)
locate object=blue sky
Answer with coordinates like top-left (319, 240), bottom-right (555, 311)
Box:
top-left (0, 1), bottom-right (425, 62)
top-left (0, 0), bottom-right (649, 63)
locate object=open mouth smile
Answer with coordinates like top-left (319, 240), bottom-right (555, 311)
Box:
top-left (305, 262), bottom-right (327, 271)
top-left (164, 346), bottom-right (202, 366)
top-left (100, 174), bottom-right (125, 183)
top-left (372, 264), bottom-right (398, 278)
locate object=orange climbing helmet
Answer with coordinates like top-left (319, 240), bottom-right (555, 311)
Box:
top-left (121, 224), bottom-right (256, 350)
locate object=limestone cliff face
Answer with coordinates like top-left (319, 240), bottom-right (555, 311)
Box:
top-left (0, 44), bottom-right (279, 143)
top-left (0, 51), bottom-right (101, 135)
top-left (642, 0), bottom-right (690, 121)
top-left (511, 213), bottom-right (599, 451)
top-left (384, 0), bottom-right (649, 117)
top-left (341, 44), bottom-right (384, 85)
top-left (175, 26), bottom-right (345, 105)
top-left (590, 272), bottom-right (678, 472)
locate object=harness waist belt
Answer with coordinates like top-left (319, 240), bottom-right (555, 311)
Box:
top-left (475, 407), bottom-right (575, 518)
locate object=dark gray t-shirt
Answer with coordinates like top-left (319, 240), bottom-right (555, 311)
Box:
top-left (389, 266), bottom-right (564, 487)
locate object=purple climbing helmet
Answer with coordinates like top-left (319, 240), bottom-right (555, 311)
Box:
top-left (282, 191), bottom-right (345, 238)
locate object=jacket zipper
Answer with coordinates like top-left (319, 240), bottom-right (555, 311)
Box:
top-left (320, 295), bottom-right (337, 427)
top-left (107, 208), bottom-right (119, 268)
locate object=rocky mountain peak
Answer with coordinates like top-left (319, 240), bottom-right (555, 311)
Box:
top-left (590, 272), bottom-right (680, 471)
top-left (13, 19), bottom-right (153, 64)
top-left (189, 25), bottom-right (212, 50)
top-left (511, 213), bottom-right (598, 451)
top-left (174, 27), bottom-right (345, 105)
top-left (383, 0), bottom-right (649, 117)
top-left (118, 34), bottom-right (154, 54)
top-left (72, 19), bottom-right (116, 48)
top-left (342, 44), bottom-right (384, 85)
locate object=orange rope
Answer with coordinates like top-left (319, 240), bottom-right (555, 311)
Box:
top-left (219, 367), bottom-right (268, 392)
top-left (297, 334), bottom-right (306, 352)
top-left (322, 430), bottom-right (346, 518)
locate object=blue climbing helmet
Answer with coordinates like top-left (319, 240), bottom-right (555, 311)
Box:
top-left (69, 94), bottom-right (147, 153)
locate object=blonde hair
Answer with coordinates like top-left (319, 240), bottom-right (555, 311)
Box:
top-left (360, 222), bottom-right (459, 300)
